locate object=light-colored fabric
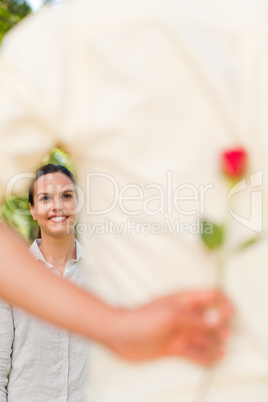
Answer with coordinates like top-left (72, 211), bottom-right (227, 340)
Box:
top-left (0, 0), bottom-right (268, 401)
top-left (0, 240), bottom-right (88, 402)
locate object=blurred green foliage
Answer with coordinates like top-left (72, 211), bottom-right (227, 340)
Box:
top-left (0, 0), bottom-right (32, 43)
top-left (42, 147), bottom-right (75, 175)
top-left (0, 0), bottom-right (58, 44)
top-left (0, 148), bottom-right (75, 242)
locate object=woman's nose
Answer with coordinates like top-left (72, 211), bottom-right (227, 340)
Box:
top-left (52, 196), bottom-right (63, 210)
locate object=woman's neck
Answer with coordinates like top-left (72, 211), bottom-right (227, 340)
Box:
top-left (39, 232), bottom-right (76, 276)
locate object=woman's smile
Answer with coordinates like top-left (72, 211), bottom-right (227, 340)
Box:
top-left (48, 214), bottom-right (69, 223)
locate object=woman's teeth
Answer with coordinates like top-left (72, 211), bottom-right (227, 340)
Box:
top-left (49, 216), bottom-right (67, 222)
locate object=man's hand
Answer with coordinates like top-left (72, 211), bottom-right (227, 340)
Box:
top-left (107, 290), bottom-right (233, 366)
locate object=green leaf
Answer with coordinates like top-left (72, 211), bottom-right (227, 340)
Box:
top-left (235, 237), bottom-right (260, 253)
top-left (200, 219), bottom-right (225, 250)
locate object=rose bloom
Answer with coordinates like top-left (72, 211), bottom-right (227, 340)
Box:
top-left (221, 148), bottom-right (248, 179)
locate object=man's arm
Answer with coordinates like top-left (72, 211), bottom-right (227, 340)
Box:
top-left (0, 223), bottom-right (232, 364)
top-left (0, 300), bottom-right (13, 402)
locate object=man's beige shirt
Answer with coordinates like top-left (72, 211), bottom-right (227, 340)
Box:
top-left (0, 0), bottom-right (268, 401)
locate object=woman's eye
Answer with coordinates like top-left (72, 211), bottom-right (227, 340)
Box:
top-left (63, 193), bottom-right (72, 199)
top-left (40, 195), bottom-right (50, 201)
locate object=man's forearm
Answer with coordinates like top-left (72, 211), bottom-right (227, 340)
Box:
top-left (0, 223), bottom-right (117, 345)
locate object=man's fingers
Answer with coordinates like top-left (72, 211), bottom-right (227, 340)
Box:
top-left (171, 289), bottom-right (233, 316)
top-left (166, 331), bottom-right (225, 366)
top-left (174, 289), bottom-right (222, 308)
top-left (168, 289), bottom-right (233, 331)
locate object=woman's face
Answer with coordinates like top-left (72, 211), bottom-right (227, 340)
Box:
top-left (30, 172), bottom-right (77, 238)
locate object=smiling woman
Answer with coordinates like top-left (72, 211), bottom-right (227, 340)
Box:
top-left (29, 164), bottom-right (77, 234)
top-left (0, 164), bottom-right (89, 401)
top-left (28, 164), bottom-right (78, 275)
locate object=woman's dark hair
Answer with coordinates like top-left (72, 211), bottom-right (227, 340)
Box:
top-left (28, 164), bottom-right (75, 206)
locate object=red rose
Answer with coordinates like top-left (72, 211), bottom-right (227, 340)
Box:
top-left (221, 148), bottom-right (248, 179)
